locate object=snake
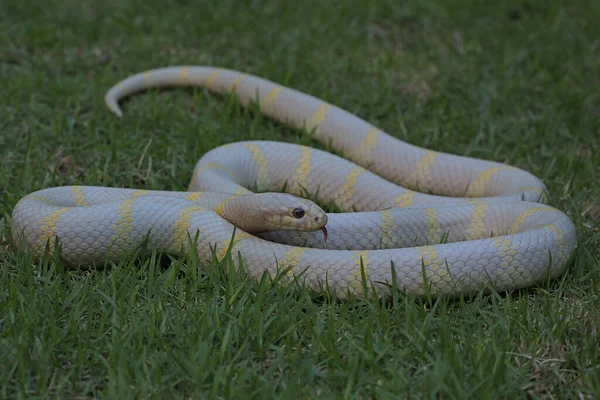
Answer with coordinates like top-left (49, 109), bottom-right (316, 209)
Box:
top-left (10, 66), bottom-right (578, 298)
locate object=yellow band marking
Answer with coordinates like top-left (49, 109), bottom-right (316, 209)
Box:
top-left (279, 247), bottom-right (310, 278)
top-left (214, 194), bottom-right (242, 218)
top-left (412, 150), bottom-right (439, 189)
top-left (110, 191), bottom-right (148, 248)
top-left (545, 224), bottom-right (565, 244)
top-left (26, 195), bottom-right (52, 204)
top-left (357, 127), bottom-right (379, 164)
top-left (337, 166), bottom-right (365, 211)
top-left (191, 162), bottom-right (236, 184)
top-left (242, 143), bottom-right (269, 188)
top-left (394, 191), bottom-right (416, 208)
top-left (113, 198), bottom-right (137, 247)
top-left (215, 231), bottom-right (254, 261)
top-left (186, 192), bottom-right (204, 202)
top-left (228, 73), bottom-right (247, 92)
top-left (36, 207), bottom-right (70, 252)
top-left (233, 186), bottom-right (251, 195)
top-left (143, 71), bottom-right (153, 83)
top-left (493, 236), bottom-right (520, 275)
top-left (205, 69), bottom-right (221, 90)
top-left (493, 236), bottom-right (513, 253)
top-left (544, 224), bottom-right (567, 259)
top-left (417, 246), bottom-right (441, 271)
top-left (417, 245), bottom-right (450, 288)
top-left (466, 166), bottom-right (514, 197)
top-left (350, 250), bottom-right (370, 292)
top-left (509, 207), bottom-right (558, 234)
top-left (292, 147), bottom-right (312, 194)
top-left (425, 208), bottom-right (440, 243)
top-left (71, 187), bottom-right (88, 206)
top-left (170, 205), bottom-right (204, 253)
top-left (132, 190), bottom-right (150, 197)
top-left (466, 202), bottom-right (489, 240)
top-left (178, 67), bottom-right (190, 84)
top-left (261, 86), bottom-right (283, 109)
top-left (380, 208), bottom-right (396, 249)
top-left (307, 103), bottom-right (332, 131)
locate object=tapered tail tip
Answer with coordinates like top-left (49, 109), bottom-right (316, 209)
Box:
top-left (105, 92), bottom-right (124, 118)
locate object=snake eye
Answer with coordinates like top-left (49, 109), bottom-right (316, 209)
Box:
top-left (292, 207), bottom-right (305, 218)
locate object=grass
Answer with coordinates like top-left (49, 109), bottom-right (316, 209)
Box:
top-left (1, 0), bottom-right (599, 397)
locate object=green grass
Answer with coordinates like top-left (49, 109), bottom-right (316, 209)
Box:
top-left (1, 0), bottom-right (599, 398)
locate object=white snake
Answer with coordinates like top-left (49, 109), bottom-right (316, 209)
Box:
top-left (11, 66), bottom-right (578, 298)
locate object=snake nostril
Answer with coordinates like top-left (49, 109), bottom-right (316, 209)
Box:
top-left (314, 217), bottom-right (319, 222)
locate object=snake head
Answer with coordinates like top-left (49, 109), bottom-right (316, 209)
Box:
top-left (221, 193), bottom-right (328, 240)
top-left (262, 193), bottom-right (328, 233)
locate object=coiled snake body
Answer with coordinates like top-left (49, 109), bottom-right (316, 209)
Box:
top-left (11, 66), bottom-right (577, 298)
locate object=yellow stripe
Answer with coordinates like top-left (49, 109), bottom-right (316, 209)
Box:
top-left (394, 191), bottom-right (415, 208)
top-left (233, 186), bottom-right (251, 195)
top-left (191, 162), bottom-right (236, 184)
top-left (466, 166), bottom-right (514, 197)
top-left (466, 202), bottom-right (489, 240)
top-left (417, 246), bottom-right (441, 271)
top-left (36, 207), bottom-right (70, 252)
top-left (132, 190), bottom-right (150, 197)
top-left (242, 143), bottom-right (269, 188)
top-left (337, 166), bottom-right (364, 211)
top-left (71, 187), bottom-right (88, 206)
top-left (228, 73), bottom-right (247, 92)
top-left (425, 208), bottom-right (440, 243)
top-left (214, 194), bottom-right (242, 218)
top-left (261, 86), bottom-right (283, 109)
top-left (143, 71), bottom-right (153, 83)
top-left (492, 236), bottom-right (520, 275)
top-left (170, 205), bottom-right (204, 253)
top-left (279, 247), bottom-right (310, 278)
top-left (186, 192), bottom-right (203, 202)
top-left (178, 67), bottom-right (190, 84)
top-left (113, 198), bottom-right (136, 246)
top-left (509, 207), bottom-right (557, 234)
top-left (493, 236), bottom-right (513, 253)
top-left (413, 150), bottom-right (439, 189)
top-left (205, 69), bottom-right (221, 90)
top-left (25, 195), bottom-right (52, 204)
top-left (379, 208), bottom-right (396, 249)
top-left (350, 250), bottom-right (370, 293)
top-left (306, 103), bottom-right (332, 130)
top-left (292, 147), bottom-right (312, 194)
top-left (416, 245), bottom-right (450, 287)
top-left (215, 231), bottom-right (254, 260)
top-left (545, 224), bottom-right (565, 244)
top-left (544, 224), bottom-right (567, 259)
top-left (358, 127), bottom-right (379, 163)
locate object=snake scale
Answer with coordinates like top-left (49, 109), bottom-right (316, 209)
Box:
top-left (11, 66), bottom-right (578, 298)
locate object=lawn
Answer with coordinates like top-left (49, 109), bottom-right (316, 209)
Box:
top-left (1, 0), bottom-right (599, 398)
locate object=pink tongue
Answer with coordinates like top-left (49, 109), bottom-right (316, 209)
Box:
top-left (321, 226), bottom-right (328, 242)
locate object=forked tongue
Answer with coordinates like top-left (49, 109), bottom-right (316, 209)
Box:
top-left (321, 226), bottom-right (328, 242)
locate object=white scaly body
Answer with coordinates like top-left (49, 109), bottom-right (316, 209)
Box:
top-left (11, 66), bottom-right (577, 298)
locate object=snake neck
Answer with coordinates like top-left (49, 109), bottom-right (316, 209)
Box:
top-left (218, 194), bottom-right (269, 233)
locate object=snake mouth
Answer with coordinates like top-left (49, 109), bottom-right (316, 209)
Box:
top-left (321, 226), bottom-right (328, 242)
